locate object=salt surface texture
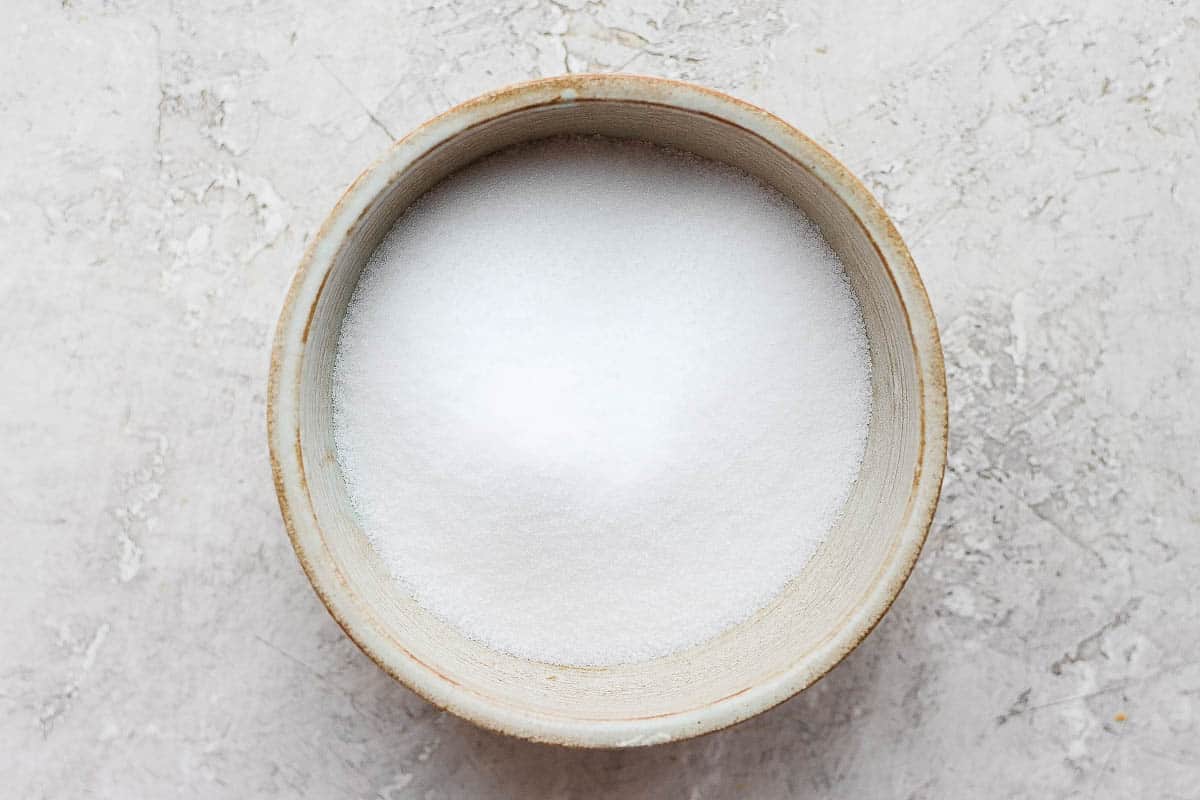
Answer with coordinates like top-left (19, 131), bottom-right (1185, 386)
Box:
top-left (332, 136), bottom-right (871, 667)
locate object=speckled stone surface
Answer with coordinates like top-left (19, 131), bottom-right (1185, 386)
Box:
top-left (3, 1), bottom-right (1198, 797)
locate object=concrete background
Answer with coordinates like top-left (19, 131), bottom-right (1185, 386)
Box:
top-left (3, 0), bottom-right (1198, 796)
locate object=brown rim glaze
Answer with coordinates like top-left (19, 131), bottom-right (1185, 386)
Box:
top-left (267, 74), bottom-right (948, 748)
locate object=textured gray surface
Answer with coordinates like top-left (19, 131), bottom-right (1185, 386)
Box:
top-left (2, 1), bottom-right (1198, 797)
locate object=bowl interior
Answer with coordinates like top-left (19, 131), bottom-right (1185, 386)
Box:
top-left (292, 99), bottom-right (923, 728)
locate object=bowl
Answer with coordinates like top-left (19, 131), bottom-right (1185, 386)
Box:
top-left (267, 74), bottom-right (947, 748)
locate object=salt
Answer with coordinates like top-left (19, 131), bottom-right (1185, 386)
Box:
top-left (332, 136), bottom-right (871, 667)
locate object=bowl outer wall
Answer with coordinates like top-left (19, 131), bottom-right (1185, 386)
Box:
top-left (267, 73), bottom-right (948, 748)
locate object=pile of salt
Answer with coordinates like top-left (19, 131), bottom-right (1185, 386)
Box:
top-left (333, 136), bottom-right (871, 666)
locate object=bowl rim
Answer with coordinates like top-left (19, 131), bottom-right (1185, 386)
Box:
top-left (267, 73), bottom-right (948, 748)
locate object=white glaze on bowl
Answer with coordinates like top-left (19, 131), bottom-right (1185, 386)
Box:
top-left (267, 74), bottom-right (948, 748)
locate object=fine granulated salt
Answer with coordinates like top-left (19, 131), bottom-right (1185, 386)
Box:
top-left (332, 136), bottom-right (871, 666)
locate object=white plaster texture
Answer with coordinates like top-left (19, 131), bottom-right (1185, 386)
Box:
top-left (1, 0), bottom-right (1197, 797)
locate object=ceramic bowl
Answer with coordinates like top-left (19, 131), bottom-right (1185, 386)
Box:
top-left (268, 74), bottom-right (947, 748)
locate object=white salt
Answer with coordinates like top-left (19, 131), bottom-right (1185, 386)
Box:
top-left (332, 136), bottom-right (871, 667)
